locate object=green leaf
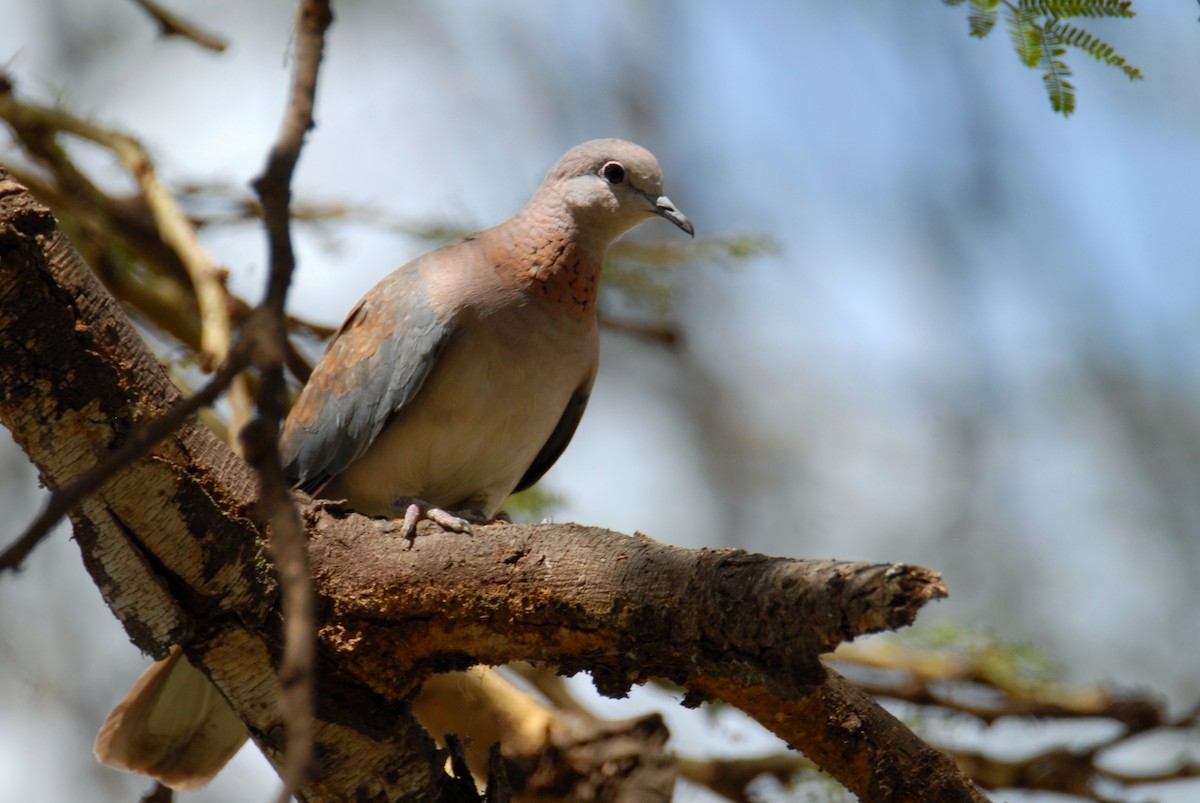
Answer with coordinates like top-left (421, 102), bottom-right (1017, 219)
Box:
top-left (967, 0), bottom-right (1001, 37)
top-left (1039, 23), bottom-right (1076, 115)
top-left (950, 0), bottom-right (1142, 116)
top-left (1007, 6), bottom-right (1042, 67)
top-left (1016, 0), bottom-right (1136, 19)
top-left (1058, 21), bottom-right (1144, 80)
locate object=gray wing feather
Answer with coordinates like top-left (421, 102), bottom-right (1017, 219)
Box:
top-left (281, 261), bottom-right (453, 490)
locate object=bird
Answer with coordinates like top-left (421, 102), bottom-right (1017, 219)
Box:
top-left (95, 139), bottom-right (693, 789)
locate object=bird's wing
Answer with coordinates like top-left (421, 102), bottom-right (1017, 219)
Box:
top-left (281, 260), bottom-right (454, 492)
top-left (512, 387), bottom-right (592, 494)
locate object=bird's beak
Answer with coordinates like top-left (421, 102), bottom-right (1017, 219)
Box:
top-left (652, 195), bottom-right (695, 238)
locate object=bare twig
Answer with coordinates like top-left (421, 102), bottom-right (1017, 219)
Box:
top-left (129, 0), bottom-right (228, 52)
top-left (832, 638), bottom-right (1165, 729)
top-left (243, 1), bottom-right (334, 798)
top-left (1, 88), bottom-right (325, 387)
top-left (830, 636), bottom-right (1200, 796)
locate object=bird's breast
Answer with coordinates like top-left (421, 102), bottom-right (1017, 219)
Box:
top-left (325, 300), bottom-right (598, 518)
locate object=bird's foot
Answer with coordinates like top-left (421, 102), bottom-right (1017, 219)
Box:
top-left (391, 497), bottom-right (482, 539)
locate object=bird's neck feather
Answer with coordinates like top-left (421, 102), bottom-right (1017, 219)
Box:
top-left (490, 204), bottom-right (609, 318)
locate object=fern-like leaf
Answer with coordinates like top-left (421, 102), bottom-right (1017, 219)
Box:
top-left (1038, 22), bottom-right (1076, 114)
top-left (949, 0), bottom-right (1141, 115)
top-left (1007, 6), bottom-right (1042, 68)
top-left (1058, 22), bottom-right (1144, 80)
top-left (968, 0), bottom-right (1000, 37)
top-left (1017, 0), bottom-right (1136, 19)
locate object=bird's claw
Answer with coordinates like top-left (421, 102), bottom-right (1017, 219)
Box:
top-left (392, 497), bottom-right (476, 539)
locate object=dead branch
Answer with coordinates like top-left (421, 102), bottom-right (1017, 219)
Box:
top-left (306, 507), bottom-right (947, 698)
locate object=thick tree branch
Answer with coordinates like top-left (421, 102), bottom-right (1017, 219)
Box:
top-left (305, 509), bottom-right (945, 698)
top-left (0, 169), bottom-right (985, 801)
top-left (0, 342), bottom-right (248, 573)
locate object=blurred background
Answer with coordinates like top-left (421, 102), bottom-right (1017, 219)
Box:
top-left (2, 1), bottom-right (1199, 800)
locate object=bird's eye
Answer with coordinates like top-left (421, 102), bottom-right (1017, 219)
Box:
top-left (600, 161), bottom-right (626, 184)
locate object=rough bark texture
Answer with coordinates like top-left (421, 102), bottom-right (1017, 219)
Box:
top-left (307, 508), bottom-right (944, 700)
top-left (0, 170), bottom-right (986, 802)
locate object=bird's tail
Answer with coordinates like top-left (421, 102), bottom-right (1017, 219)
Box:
top-left (94, 645), bottom-right (249, 790)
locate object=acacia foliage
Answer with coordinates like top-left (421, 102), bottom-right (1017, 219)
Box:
top-left (946, 0), bottom-right (1142, 115)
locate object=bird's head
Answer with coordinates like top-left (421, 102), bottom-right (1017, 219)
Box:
top-left (544, 139), bottom-right (694, 241)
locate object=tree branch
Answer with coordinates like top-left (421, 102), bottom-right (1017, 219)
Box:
top-left (0, 341), bottom-right (248, 573)
top-left (129, 0), bottom-right (229, 52)
top-left (306, 509), bottom-right (946, 698)
top-left (242, 0), bottom-right (334, 796)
